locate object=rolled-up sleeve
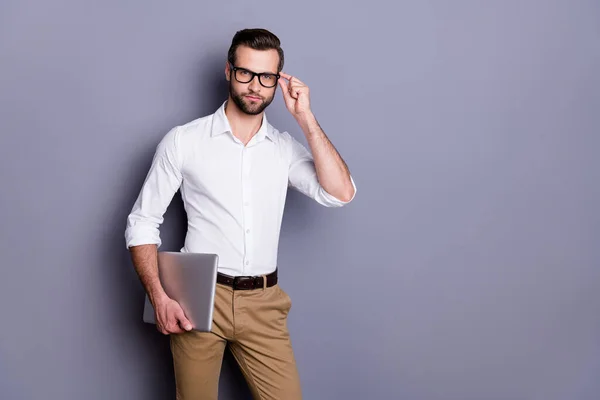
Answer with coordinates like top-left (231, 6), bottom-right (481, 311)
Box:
top-left (124, 127), bottom-right (184, 249)
top-left (287, 135), bottom-right (357, 207)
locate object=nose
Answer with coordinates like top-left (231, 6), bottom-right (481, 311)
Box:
top-left (248, 75), bottom-right (260, 92)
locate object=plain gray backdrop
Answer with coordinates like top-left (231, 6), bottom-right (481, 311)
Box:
top-left (1, 0), bottom-right (599, 399)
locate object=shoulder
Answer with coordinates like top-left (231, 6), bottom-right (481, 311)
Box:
top-left (174, 113), bottom-right (214, 142)
top-left (269, 124), bottom-right (297, 148)
top-left (267, 125), bottom-right (296, 161)
top-left (157, 112), bottom-right (217, 151)
top-left (154, 112), bottom-right (215, 165)
top-left (270, 125), bottom-right (310, 156)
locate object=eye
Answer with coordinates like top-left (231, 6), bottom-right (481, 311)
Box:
top-left (239, 70), bottom-right (251, 76)
top-left (262, 74), bottom-right (275, 82)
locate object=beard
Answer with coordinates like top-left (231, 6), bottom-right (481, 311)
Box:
top-left (229, 80), bottom-right (275, 115)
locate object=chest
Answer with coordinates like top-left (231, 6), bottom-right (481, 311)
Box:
top-left (182, 138), bottom-right (289, 198)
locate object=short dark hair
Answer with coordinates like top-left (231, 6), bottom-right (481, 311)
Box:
top-left (227, 28), bottom-right (284, 72)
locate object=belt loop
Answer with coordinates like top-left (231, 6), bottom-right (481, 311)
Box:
top-left (262, 274), bottom-right (267, 291)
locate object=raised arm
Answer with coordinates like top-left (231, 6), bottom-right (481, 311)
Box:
top-left (279, 72), bottom-right (356, 204)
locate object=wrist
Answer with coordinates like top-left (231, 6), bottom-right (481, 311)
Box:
top-left (295, 111), bottom-right (317, 132)
top-left (149, 287), bottom-right (169, 306)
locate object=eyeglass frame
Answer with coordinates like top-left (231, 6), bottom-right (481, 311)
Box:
top-left (228, 62), bottom-right (281, 88)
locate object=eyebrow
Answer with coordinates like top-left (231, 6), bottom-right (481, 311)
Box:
top-left (236, 66), bottom-right (278, 75)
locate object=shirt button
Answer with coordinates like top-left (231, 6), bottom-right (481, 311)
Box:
top-left (246, 229), bottom-right (250, 233)
top-left (245, 260), bottom-right (250, 265)
top-left (244, 202), bottom-right (249, 206)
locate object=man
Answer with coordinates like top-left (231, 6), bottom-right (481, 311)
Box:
top-left (124, 28), bottom-right (356, 400)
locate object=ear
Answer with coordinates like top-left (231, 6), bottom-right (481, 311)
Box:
top-left (224, 61), bottom-right (230, 81)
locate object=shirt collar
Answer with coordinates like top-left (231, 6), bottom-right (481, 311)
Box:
top-left (211, 100), bottom-right (277, 143)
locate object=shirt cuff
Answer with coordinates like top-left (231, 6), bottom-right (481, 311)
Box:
top-left (316, 175), bottom-right (357, 207)
top-left (124, 223), bottom-right (162, 249)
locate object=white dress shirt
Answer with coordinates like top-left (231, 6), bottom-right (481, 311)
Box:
top-left (125, 101), bottom-right (356, 277)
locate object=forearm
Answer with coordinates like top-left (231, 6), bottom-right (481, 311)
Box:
top-left (296, 112), bottom-right (355, 202)
top-left (129, 244), bottom-right (168, 305)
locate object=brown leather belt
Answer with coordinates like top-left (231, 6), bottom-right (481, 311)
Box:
top-left (217, 269), bottom-right (278, 290)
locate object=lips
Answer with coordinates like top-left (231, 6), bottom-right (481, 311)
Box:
top-left (245, 95), bottom-right (261, 101)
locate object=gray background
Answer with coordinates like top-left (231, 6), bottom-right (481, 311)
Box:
top-left (1, 0), bottom-right (599, 399)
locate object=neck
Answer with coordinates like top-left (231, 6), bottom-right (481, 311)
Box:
top-left (225, 97), bottom-right (263, 144)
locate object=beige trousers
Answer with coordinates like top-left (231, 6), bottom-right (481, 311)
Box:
top-left (170, 282), bottom-right (302, 400)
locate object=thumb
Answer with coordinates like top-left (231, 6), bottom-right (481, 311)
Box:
top-left (279, 78), bottom-right (292, 103)
top-left (278, 77), bottom-right (288, 92)
top-left (175, 306), bottom-right (192, 331)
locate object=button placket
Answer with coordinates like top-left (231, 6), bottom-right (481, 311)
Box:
top-left (241, 146), bottom-right (253, 272)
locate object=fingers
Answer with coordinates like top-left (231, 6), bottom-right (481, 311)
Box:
top-left (278, 78), bottom-right (295, 108)
top-left (157, 320), bottom-right (183, 335)
top-left (158, 317), bottom-right (185, 335)
top-left (279, 72), bottom-right (306, 91)
top-left (279, 79), bottom-right (307, 101)
top-left (279, 72), bottom-right (311, 114)
top-left (279, 71), bottom-right (292, 80)
top-left (292, 86), bottom-right (308, 99)
top-left (156, 300), bottom-right (192, 335)
top-left (174, 307), bottom-right (193, 331)
top-left (288, 85), bottom-right (307, 100)
top-left (162, 324), bottom-right (184, 335)
top-left (278, 77), bottom-right (290, 97)
top-left (280, 72), bottom-right (305, 86)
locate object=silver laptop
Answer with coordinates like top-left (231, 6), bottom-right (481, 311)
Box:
top-left (143, 251), bottom-right (219, 332)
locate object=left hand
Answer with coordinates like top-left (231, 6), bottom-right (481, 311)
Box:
top-left (279, 72), bottom-right (311, 119)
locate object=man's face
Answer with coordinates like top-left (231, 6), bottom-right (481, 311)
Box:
top-left (226, 46), bottom-right (280, 115)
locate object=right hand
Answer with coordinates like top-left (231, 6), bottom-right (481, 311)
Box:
top-left (154, 296), bottom-right (193, 335)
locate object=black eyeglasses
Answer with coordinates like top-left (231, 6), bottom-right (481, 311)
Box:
top-left (229, 63), bottom-right (280, 88)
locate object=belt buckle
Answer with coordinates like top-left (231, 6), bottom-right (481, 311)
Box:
top-left (232, 275), bottom-right (261, 290)
top-left (253, 276), bottom-right (262, 288)
top-left (232, 276), bottom-right (244, 290)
